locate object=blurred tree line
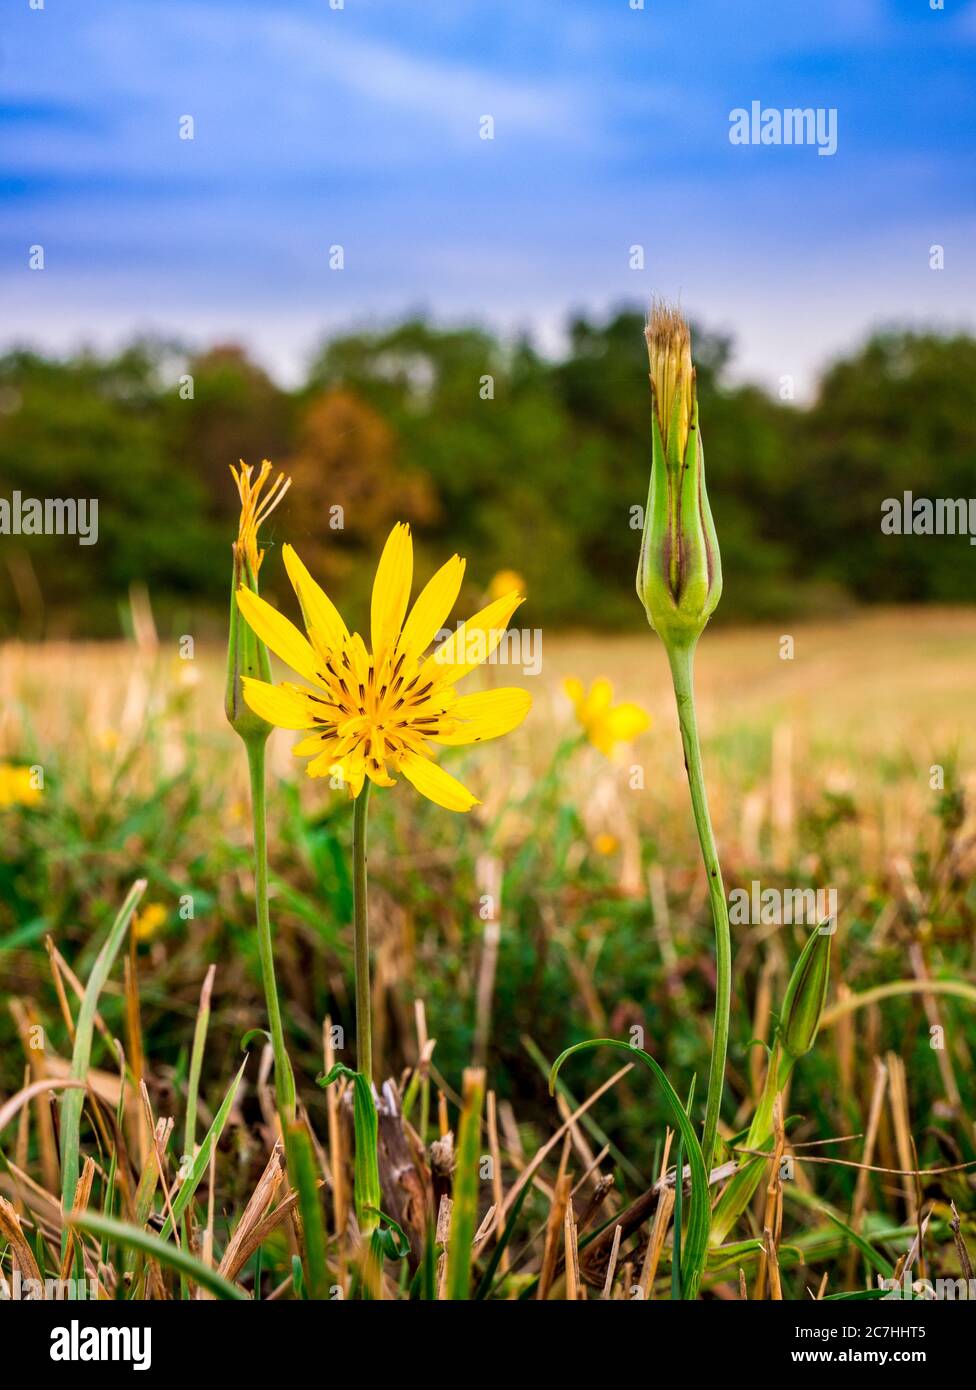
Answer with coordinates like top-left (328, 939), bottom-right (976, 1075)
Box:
top-left (0, 311), bottom-right (973, 639)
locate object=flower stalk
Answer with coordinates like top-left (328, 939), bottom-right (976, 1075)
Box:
top-left (245, 737), bottom-right (296, 1123)
top-left (352, 782), bottom-right (373, 1084)
top-left (666, 641), bottom-right (731, 1177)
top-left (225, 461), bottom-right (295, 1124)
top-left (636, 305), bottom-right (728, 1176)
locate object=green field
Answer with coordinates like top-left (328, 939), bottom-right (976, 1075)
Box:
top-left (1, 608), bottom-right (974, 1299)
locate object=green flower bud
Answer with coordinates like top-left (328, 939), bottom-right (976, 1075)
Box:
top-left (636, 305), bottom-right (722, 649)
top-left (778, 922), bottom-right (833, 1065)
top-left (224, 460), bottom-right (289, 745)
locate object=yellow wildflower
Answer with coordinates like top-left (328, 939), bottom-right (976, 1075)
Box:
top-left (230, 458), bottom-right (290, 580)
top-left (563, 677), bottom-right (650, 758)
top-left (487, 569), bottom-right (525, 603)
top-left (236, 523), bottom-right (532, 811)
top-left (133, 902), bottom-right (167, 942)
top-left (0, 763), bottom-right (42, 808)
top-left (593, 832), bottom-right (620, 856)
top-left (225, 459), bottom-right (290, 742)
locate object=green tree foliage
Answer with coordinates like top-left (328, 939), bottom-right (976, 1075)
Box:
top-left (0, 317), bottom-right (972, 638)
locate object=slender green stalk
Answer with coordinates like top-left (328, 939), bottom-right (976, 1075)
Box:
top-left (666, 641), bottom-right (731, 1177)
top-left (352, 782), bottom-right (373, 1083)
top-left (245, 738), bottom-right (295, 1123)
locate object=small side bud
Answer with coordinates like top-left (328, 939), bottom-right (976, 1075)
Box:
top-left (778, 922), bottom-right (833, 1064)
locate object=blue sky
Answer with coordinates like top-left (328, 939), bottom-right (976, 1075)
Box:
top-left (2, 0), bottom-right (975, 394)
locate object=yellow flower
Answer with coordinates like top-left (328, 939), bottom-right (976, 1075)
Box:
top-left (236, 523), bottom-right (532, 811)
top-left (593, 832), bottom-right (620, 856)
top-left (225, 459), bottom-right (290, 742)
top-left (230, 458), bottom-right (290, 579)
top-left (487, 569), bottom-right (525, 603)
top-left (0, 763), bottom-right (42, 808)
top-left (563, 677), bottom-right (650, 758)
top-left (133, 902), bottom-right (167, 942)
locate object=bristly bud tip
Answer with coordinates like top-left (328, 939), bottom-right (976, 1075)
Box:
top-left (645, 301), bottom-right (693, 463)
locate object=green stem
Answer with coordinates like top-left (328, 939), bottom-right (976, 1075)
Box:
top-left (353, 782), bottom-right (373, 1083)
top-left (666, 641), bottom-right (731, 1176)
top-left (245, 738), bottom-right (296, 1123)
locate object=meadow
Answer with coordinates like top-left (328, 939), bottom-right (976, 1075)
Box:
top-left (1, 605), bottom-right (974, 1299)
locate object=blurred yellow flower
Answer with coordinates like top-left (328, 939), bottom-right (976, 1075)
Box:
top-left (487, 569), bottom-right (525, 603)
top-left (563, 677), bottom-right (650, 758)
top-left (237, 523), bottom-right (532, 811)
top-left (133, 902), bottom-right (168, 942)
top-left (593, 832), bottom-right (620, 856)
top-left (0, 763), bottom-right (42, 808)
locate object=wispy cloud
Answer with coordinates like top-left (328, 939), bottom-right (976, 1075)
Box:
top-left (1, 0), bottom-right (973, 393)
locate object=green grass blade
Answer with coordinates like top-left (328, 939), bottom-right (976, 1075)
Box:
top-left (284, 1123), bottom-right (328, 1300)
top-left (183, 963), bottom-right (215, 1163)
top-left (671, 1075), bottom-right (696, 1301)
top-left (71, 1211), bottom-right (248, 1300)
top-left (60, 878), bottom-right (146, 1251)
top-left (819, 1207), bottom-right (896, 1280)
top-left (550, 1039), bottom-right (709, 1299)
top-left (158, 1058), bottom-right (247, 1243)
top-left (474, 1178), bottom-right (531, 1299)
top-left (446, 1067), bottom-right (485, 1301)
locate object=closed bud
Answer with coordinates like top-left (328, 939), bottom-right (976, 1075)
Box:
top-left (778, 922), bottom-right (833, 1064)
top-left (636, 304), bottom-right (722, 649)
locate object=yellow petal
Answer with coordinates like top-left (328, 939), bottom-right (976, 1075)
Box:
top-left (236, 587), bottom-right (321, 685)
top-left (308, 747), bottom-right (366, 797)
top-left (282, 544), bottom-right (349, 652)
top-left (305, 746), bottom-right (343, 777)
top-left (562, 676), bottom-right (585, 715)
top-left (432, 688), bottom-right (532, 745)
top-left (371, 523), bottom-right (413, 661)
top-left (342, 750), bottom-right (367, 798)
top-left (366, 761), bottom-right (397, 788)
top-left (581, 678), bottom-right (614, 723)
top-left (602, 703), bottom-right (651, 742)
top-left (396, 749), bottom-right (479, 811)
top-left (399, 554), bottom-right (466, 658)
top-left (241, 677), bottom-right (316, 730)
top-left (292, 731), bottom-right (337, 756)
top-left (423, 590), bottom-right (525, 686)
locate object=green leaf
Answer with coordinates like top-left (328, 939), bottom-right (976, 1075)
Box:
top-left (158, 1058), bottom-right (247, 1243)
top-left (60, 878), bottom-right (146, 1254)
top-left (70, 1212), bottom-right (248, 1300)
top-left (550, 1039), bottom-right (709, 1299)
top-left (446, 1068), bottom-right (485, 1301)
top-left (318, 1063), bottom-right (381, 1238)
top-left (284, 1124), bottom-right (329, 1300)
top-left (819, 1208), bottom-right (896, 1280)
